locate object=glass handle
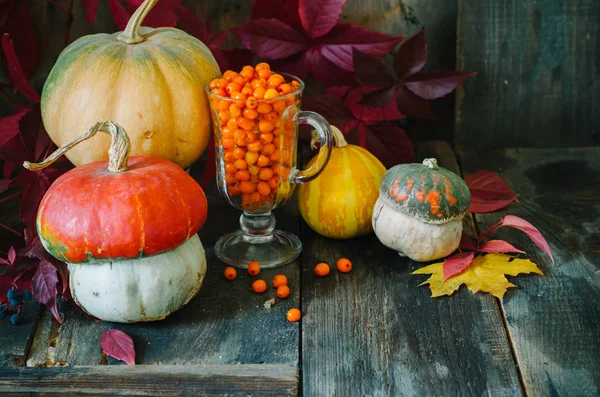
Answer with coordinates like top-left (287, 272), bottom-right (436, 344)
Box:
top-left (292, 111), bottom-right (333, 184)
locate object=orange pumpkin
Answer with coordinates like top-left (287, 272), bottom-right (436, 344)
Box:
top-left (40, 0), bottom-right (220, 169)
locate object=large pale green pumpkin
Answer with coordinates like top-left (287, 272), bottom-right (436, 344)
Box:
top-left (41, 0), bottom-right (221, 168)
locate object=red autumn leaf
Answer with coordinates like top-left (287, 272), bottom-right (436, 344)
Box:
top-left (235, 4), bottom-right (401, 86)
top-left (23, 238), bottom-right (69, 294)
top-left (394, 28), bottom-right (428, 79)
top-left (405, 71), bottom-right (477, 100)
top-left (2, 5), bottom-right (40, 78)
top-left (1, 34), bottom-right (40, 103)
top-left (465, 170), bottom-right (517, 199)
top-left (394, 86), bottom-right (436, 120)
top-left (299, 0), bottom-right (346, 39)
top-left (251, 0), bottom-right (302, 31)
top-left (480, 215), bottom-right (554, 263)
top-left (32, 259), bottom-right (61, 324)
top-left (468, 197), bottom-right (518, 213)
top-left (80, 0), bottom-right (99, 23)
top-left (101, 329), bottom-right (136, 365)
top-left (443, 251), bottom-right (476, 280)
top-left (478, 240), bottom-right (525, 254)
top-left (358, 87), bottom-right (396, 108)
top-left (364, 122), bottom-right (414, 167)
top-left (326, 86), bottom-right (405, 125)
top-left (353, 48), bottom-right (395, 87)
top-left (0, 109), bottom-right (28, 147)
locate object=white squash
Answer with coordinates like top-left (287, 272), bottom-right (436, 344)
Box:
top-left (68, 235), bottom-right (206, 323)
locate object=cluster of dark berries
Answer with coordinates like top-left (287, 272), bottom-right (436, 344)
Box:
top-left (1, 288), bottom-right (32, 326)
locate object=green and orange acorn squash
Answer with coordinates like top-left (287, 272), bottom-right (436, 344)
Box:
top-left (41, 0), bottom-right (221, 169)
top-left (372, 158), bottom-right (471, 261)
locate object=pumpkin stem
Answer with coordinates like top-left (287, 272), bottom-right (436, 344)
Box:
top-left (423, 158), bottom-right (439, 169)
top-left (23, 121), bottom-right (131, 173)
top-left (116, 0), bottom-right (159, 44)
top-left (311, 125), bottom-right (347, 149)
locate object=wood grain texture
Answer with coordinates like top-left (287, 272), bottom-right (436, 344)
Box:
top-left (460, 147), bottom-right (600, 396)
top-left (27, 163), bottom-right (301, 369)
top-left (456, 0), bottom-right (600, 149)
top-left (0, 364), bottom-right (298, 396)
top-left (300, 141), bottom-right (522, 396)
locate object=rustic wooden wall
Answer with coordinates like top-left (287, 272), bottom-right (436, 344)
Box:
top-left (456, 0), bottom-right (600, 150)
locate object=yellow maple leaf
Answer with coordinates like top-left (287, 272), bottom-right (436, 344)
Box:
top-left (412, 253), bottom-right (543, 299)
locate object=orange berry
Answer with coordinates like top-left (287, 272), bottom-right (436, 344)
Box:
top-left (264, 88), bottom-right (279, 100)
top-left (255, 62), bottom-right (270, 71)
top-left (218, 110), bottom-right (230, 124)
top-left (253, 86), bottom-right (266, 99)
top-left (234, 159), bottom-right (248, 170)
top-left (259, 168), bottom-right (274, 181)
top-left (264, 111), bottom-right (278, 122)
top-left (272, 274), bottom-right (288, 288)
top-left (227, 184), bottom-right (241, 196)
top-left (235, 169), bottom-right (250, 181)
top-left (249, 191), bottom-right (261, 202)
top-left (247, 261), bottom-right (261, 275)
top-left (251, 78), bottom-right (267, 89)
top-left (214, 78), bottom-right (229, 89)
top-left (246, 96), bottom-right (258, 109)
top-left (257, 69), bottom-right (272, 80)
top-left (243, 108), bottom-right (259, 120)
top-left (268, 177), bottom-right (278, 189)
top-left (225, 173), bottom-right (236, 184)
top-left (242, 85), bottom-right (254, 96)
top-left (224, 162), bottom-right (236, 174)
top-left (252, 279), bottom-right (267, 293)
top-left (239, 66), bottom-right (254, 81)
top-left (257, 103), bottom-right (273, 114)
top-left (267, 74), bottom-right (285, 88)
top-left (259, 119), bottom-right (275, 133)
top-left (261, 143), bottom-right (275, 156)
top-left (229, 104), bottom-right (241, 117)
top-left (232, 92), bottom-right (247, 107)
top-left (221, 127), bottom-right (234, 138)
top-left (236, 139), bottom-right (247, 147)
top-left (245, 151), bottom-right (259, 166)
top-left (233, 129), bottom-right (247, 141)
top-left (257, 181), bottom-right (271, 195)
top-left (211, 88), bottom-right (226, 97)
top-left (270, 149), bottom-right (280, 162)
top-left (239, 118), bottom-right (256, 131)
top-left (226, 82), bottom-right (242, 96)
top-left (276, 285), bottom-right (290, 299)
top-left (223, 70), bottom-right (238, 82)
top-left (278, 83), bottom-right (293, 95)
top-left (248, 165), bottom-right (260, 176)
top-left (223, 150), bottom-right (234, 162)
top-left (224, 266), bottom-right (237, 280)
top-left (256, 154), bottom-right (270, 167)
top-left (272, 100), bottom-right (287, 114)
top-left (233, 76), bottom-right (247, 86)
top-left (286, 308), bottom-right (301, 322)
top-left (226, 118), bottom-right (238, 130)
top-left (315, 263), bottom-right (330, 276)
top-left (247, 141), bottom-right (263, 152)
top-left (336, 258), bottom-right (352, 273)
top-left (260, 132), bottom-right (274, 143)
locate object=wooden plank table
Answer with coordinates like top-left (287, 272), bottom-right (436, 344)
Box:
top-left (0, 142), bottom-right (598, 396)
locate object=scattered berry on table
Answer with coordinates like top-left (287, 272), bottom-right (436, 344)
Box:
top-left (224, 266), bottom-right (237, 280)
top-left (10, 313), bottom-right (20, 326)
top-left (22, 290), bottom-right (32, 301)
top-left (248, 261), bottom-right (261, 276)
top-left (276, 285), bottom-right (290, 299)
top-left (252, 279), bottom-right (267, 293)
top-left (7, 289), bottom-right (18, 299)
top-left (272, 274), bottom-right (288, 288)
top-left (286, 308), bottom-right (301, 322)
top-left (337, 258), bottom-right (352, 273)
top-left (315, 263), bottom-right (331, 276)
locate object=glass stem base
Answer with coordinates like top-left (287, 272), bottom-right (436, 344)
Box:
top-left (215, 212), bottom-right (302, 269)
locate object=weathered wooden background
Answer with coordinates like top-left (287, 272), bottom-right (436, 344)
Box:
top-left (11, 0), bottom-right (600, 148)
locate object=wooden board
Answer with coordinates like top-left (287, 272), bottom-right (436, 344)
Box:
top-left (300, 141), bottom-right (522, 396)
top-left (0, 364), bottom-right (298, 396)
top-left (460, 147), bottom-right (600, 395)
top-left (27, 163), bottom-right (301, 373)
top-left (455, 0), bottom-right (600, 149)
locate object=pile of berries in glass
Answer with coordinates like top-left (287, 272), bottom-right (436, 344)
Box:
top-left (206, 63), bottom-right (332, 269)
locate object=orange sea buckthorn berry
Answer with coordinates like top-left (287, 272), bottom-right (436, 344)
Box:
top-left (249, 165), bottom-right (260, 176)
top-left (276, 285), bottom-right (290, 299)
top-left (234, 159), bottom-right (248, 170)
top-left (229, 104), bottom-right (241, 118)
top-left (232, 92), bottom-right (247, 107)
top-left (272, 274), bottom-right (288, 288)
top-left (223, 70), bottom-right (238, 82)
top-left (224, 266), bottom-right (237, 280)
top-left (235, 169), bottom-right (250, 181)
top-left (250, 174), bottom-right (260, 184)
top-left (257, 181), bottom-right (271, 195)
top-left (247, 260), bottom-right (261, 275)
top-left (239, 118), bottom-right (256, 131)
top-left (256, 103), bottom-right (272, 114)
top-left (268, 177), bottom-right (278, 189)
top-left (233, 129), bottom-right (247, 141)
top-left (224, 161), bottom-right (236, 174)
top-left (336, 258), bottom-right (352, 273)
top-left (257, 68), bottom-right (272, 80)
top-left (260, 132), bottom-right (274, 143)
top-left (270, 149), bottom-right (280, 162)
top-left (223, 150), bottom-right (234, 162)
top-left (264, 88), bottom-right (279, 100)
top-left (221, 127), bottom-right (234, 138)
top-left (240, 66), bottom-right (255, 80)
top-left (256, 154), bottom-right (270, 168)
top-left (211, 88), bottom-right (226, 97)
top-left (246, 96), bottom-right (258, 109)
top-left (267, 73), bottom-right (285, 88)
top-left (228, 184), bottom-right (241, 196)
top-left (240, 180), bottom-right (256, 193)
top-left (242, 85), bottom-right (254, 96)
top-left (277, 83), bottom-right (293, 95)
top-left (272, 100), bottom-right (287, 114)
top-left (245, 151), bottom-right (259, 166)
top-left (259, 120), bottom-right (275, 133)
top-left (250, 78), bottom-right (265, 89)
top-left (226, 118), bottom-right (238, 130)
top-left (233, 76), bottom-right (247, 86)
top-left (286, 308), bottom-right (301, 322)
top-left (226, 82), bottom-right (242, 96)
top-left (315, 263), bottom-right (330, 276)
top-left (225, 174), bottom-right (236, 184)
top-left (243, 108), bottom-right (259, 120)
top-left (259, 168), bottom-right (274, 181)
top-left (215, 78), bottom-right (229, 89)
top-left (264, 112), bottom-right (278, 122)
top-left (222, 138), bottom-right (235, 150)
top-left (255, 62), bottom-right (270, 71)
top-left (273, 135), bottom-right (280, 145)
top-left (253, 86), bottom-right (266, 99)
top-left (249, 191), bottom-right (261, 202)
top-left (236, 139), bottom-right (247, 147)
top-left (252, 279), bottom-right (267, 293)
top-left (261, 143), bottom-right (275, 156)
top-left (247, 141), bottom-right (263, 152)
top-left (209, 79), bottom-right (219, 89)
